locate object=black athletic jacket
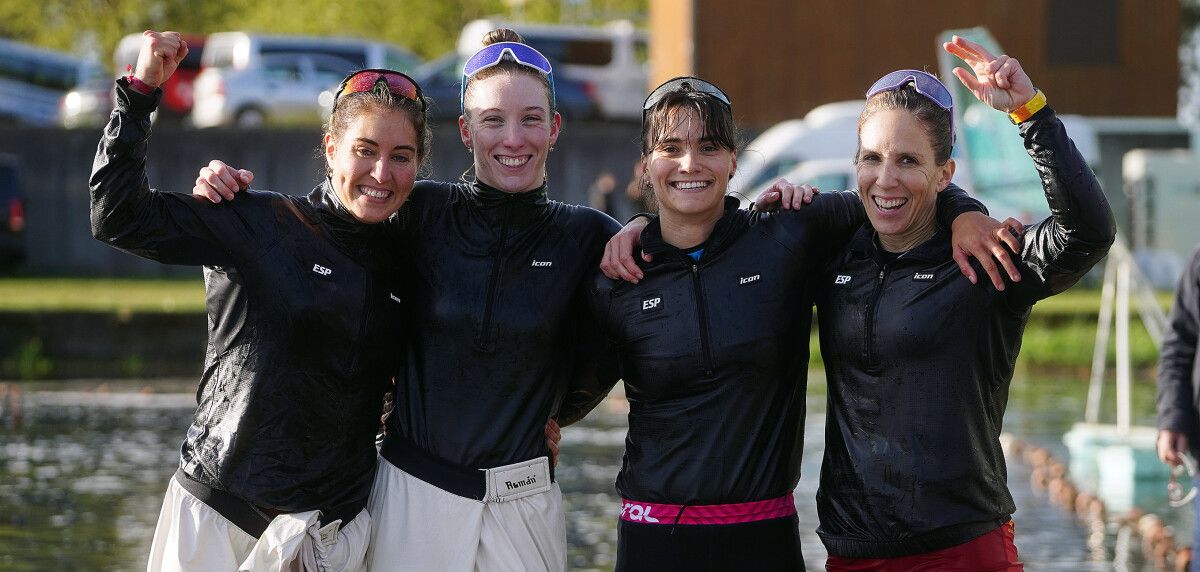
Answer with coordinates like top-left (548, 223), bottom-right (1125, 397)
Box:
top-left (381, 179), bottom-right (621, 470)
top-left (90, 79), bottom-right (404, 512)
top-left (1157, 248), bottom-right (1200, 456)
top-left (584, 187), bottom-right (984, 506)
top-left (814, 107), bottom-right (1116, 557)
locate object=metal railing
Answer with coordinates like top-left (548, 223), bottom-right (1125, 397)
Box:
top-left (1086, 232), bottom-right (1169, 432)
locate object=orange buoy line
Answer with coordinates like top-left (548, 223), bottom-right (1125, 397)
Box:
top-left (1004, 435), bottom-right (1192, 570)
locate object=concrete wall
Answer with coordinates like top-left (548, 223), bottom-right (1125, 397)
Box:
top-left (3, 120), bottom-right (642, 276)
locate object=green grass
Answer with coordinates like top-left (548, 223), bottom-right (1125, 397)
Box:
top-left (0, 278), bottom-right (1170, 370)
top-left (1029, 288), bottom-right (1174, 317)
top-left (0, 277), bottom-right (205, 313)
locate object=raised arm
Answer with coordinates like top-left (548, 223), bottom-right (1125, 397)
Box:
top-left (90, 31), bottom-right (252, 266)
top-left (945, 35), bottom-right (1115, 300)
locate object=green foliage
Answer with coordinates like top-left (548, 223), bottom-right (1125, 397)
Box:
top-left (8, 338), bottom-right (52, 380)
top-left (1, 0), bottom-right (648, 66)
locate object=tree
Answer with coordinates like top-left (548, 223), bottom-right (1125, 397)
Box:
top-left (0, 0), bottom-right (647, 69)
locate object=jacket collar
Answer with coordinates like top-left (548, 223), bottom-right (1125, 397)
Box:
top-left (308, 179), bottom-right (390, 254)
top-left (466, 178), bottom-right (549, 209)
top-left (641, 196), bottom-right (744, 263)
top-left (848, 224), bottom-right (951, 265)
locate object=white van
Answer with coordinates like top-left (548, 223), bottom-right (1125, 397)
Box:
top-left (191, 32), bottom-right (421, 127)
top-left (457, 19), bottom-right (647, 120)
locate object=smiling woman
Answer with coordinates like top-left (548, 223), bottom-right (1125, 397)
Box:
top-left (814, 41), bottom-right (1116, 571)
top-left (89, 30), bottom-right (430, 572)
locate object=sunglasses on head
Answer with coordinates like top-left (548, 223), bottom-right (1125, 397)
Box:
top-left (642, 76), bottom-right (731, 121)
top-left (865, 69), bottom-right (955, 143)
top-left (332, 69), bottom-right (424, 114)
top-left (460, 41), bottom-right (556, 113)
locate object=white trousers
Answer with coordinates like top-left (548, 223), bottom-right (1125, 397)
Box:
top-left (146, 476), bottom-right (371, 572)
top-left (365, 457), bottom-right (566, 571)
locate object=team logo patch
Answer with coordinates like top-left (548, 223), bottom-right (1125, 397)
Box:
top-left (834, 275), bottom-right (851, 285)
top-left (913, 271), bottom-right (936, 282)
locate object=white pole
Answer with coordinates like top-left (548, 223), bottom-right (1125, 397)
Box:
top-left (1116, 258), bottom-right (1132, 435)
top-left (1087, 260), bottom-right (1118, 424)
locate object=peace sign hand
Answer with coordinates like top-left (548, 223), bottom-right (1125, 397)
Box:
top-left (942, 35), bottom-right (1036, 113)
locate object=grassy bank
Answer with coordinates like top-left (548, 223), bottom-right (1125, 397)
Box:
top-left (0, 278), bottom-right (205, 313)
top-left (0, 278), bottom-right (1172, 373)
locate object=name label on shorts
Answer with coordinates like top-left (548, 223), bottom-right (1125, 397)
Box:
top-left (486, 457), bottom-right (552, 503)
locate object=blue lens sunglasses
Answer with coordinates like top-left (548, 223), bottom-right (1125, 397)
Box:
top-left (866, 69), bottom-right (955, 144)
top-left (460, 41), bottom-right (556, 114)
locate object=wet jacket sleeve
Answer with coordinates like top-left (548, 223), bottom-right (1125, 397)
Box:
top-left (557, 287), bottom-right (622, 427)
top-left (776, 183), bottom-right (982, 254)
top-left (89, 79), bottom-right (261, 266)
top-left (936, 182), bottom-right (987, 227)
top-left (1158, 248), bottom-right (1200, 437)
top-left (1010, 107), bottom-right (1117, 304)
top-left (555, 212), bottom-right (623, 427)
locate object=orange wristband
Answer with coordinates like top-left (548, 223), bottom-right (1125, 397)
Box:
top-left (1008, 90), bottom-right (1046, 124)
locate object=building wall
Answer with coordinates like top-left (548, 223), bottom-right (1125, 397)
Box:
top-left (658, 0), bottom-right (1178, 127)
top-left (649, 0), bottom-right (695, 87)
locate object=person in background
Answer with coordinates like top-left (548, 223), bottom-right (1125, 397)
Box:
top-left (91, 31), bottom-right (429, 571)
top-left (1158, 247), bottom-right (1200, 572)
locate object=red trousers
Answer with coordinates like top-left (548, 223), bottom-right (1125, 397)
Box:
top-left (825, 520), bottom-right (1023, 571)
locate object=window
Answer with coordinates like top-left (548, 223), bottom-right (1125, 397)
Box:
top-left (527, 37), bottom-right (613, 67)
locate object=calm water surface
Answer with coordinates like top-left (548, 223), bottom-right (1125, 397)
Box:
top-left (0, 373), bottom-right (1181, 570)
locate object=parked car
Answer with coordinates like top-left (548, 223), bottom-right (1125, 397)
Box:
top-left (59, 77), bottom-right (113, 128)
top-left (457, 19), bottom-right (647, 120)
top-left (192, 32), bottom-right (420, 128)
top-left (0, 38), bottom-right (105, 126)
top-left (409, 52), bottom-right (600, 120)
top-left (0, 155), bottom-right (25, 271)
top-left (114, 33), bottom-right (206, 122)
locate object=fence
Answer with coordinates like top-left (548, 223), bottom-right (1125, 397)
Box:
top-left (4, 121), bottom-right (642, 276)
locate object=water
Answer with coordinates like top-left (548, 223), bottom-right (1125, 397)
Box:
top-left (0, 374), bottom-right (1183, 570)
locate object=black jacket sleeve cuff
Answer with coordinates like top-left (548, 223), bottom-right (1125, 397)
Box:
top-left (114, 77), bottom-right (162, 117)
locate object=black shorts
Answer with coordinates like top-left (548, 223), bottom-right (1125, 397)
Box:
top-left (616, 514), bottom-right (804, 571)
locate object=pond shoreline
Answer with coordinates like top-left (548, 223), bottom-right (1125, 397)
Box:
top-left (0, 309), bottom-right (1160, 380)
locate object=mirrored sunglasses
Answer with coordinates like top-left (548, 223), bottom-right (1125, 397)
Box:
top-left (332, 69), bottom-right (424, 113)
top-left (865, 69), bottom-right (954, 143)
top-left (642, 76), bottom-right (731, 116)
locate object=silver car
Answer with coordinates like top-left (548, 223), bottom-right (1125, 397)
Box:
top-left (191, 33), bottom-right (420, 128)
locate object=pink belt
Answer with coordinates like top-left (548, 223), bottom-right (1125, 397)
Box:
top-left (619, 493), bottom-right (796, 525)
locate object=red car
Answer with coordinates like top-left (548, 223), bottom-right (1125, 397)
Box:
top-left (114, 33), bottom-right (205, 120)
top-left (0, 154), bottom-right (25, 271)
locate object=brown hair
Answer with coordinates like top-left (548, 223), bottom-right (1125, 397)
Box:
top-left (857, 83), bottom-right (953, 165)
top-left (461, 28), bottom-right (556, 117)
top-left (323, 80), bottom-right (431, 175)
top-left (640, 88), bottom-right (740, 157)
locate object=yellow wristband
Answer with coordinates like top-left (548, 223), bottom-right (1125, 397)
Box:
top-left (1008, 89), bottom-right (1047, 124)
